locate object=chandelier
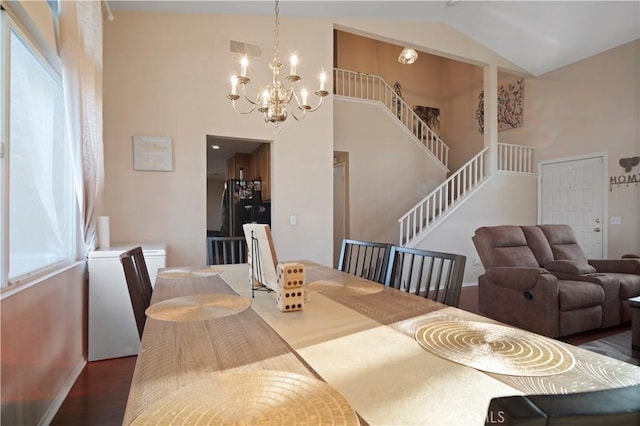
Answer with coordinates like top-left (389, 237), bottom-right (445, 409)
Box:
top-left (398, 47), bottom-right (418, 65)
top-left (227, 0), bottom-right (328, 131)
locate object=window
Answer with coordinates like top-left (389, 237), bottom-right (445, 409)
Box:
top-left (1, 9), bottom-right (76, 288)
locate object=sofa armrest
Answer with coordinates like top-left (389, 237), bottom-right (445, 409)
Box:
top-left (589, 258), bottom-right (640, 274)
top-left (544, 260), bottom-right (596, 275)
top-left (478, 268), bottom-right (560, 337)
top-left (547, 270), bottom-right (621, 328)
top-left (485, 267), bottom-right (550, 290)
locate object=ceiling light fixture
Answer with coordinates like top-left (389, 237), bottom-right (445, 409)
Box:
top-left (227, 0), bottom-right (328, 132)
top-left (398, 47), bottom-right (418, 65)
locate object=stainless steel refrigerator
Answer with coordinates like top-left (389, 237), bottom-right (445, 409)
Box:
top-left (220, 179), bottom-right (270, 237)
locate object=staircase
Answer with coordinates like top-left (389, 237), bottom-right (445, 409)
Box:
top-left (334, 68), bottom-right (449, 170)
top-left (399, 143), bottom-right (536, 246)
top-left (333, 68), bottom-right (536, 247)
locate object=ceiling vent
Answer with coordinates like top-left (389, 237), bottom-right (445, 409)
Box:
top-left (229, 40), bottom-right (262, 58)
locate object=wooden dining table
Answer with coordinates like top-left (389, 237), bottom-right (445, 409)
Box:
top-left (123, 261), bottom-right (640, 425)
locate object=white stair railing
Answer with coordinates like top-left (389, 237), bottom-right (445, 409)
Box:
top-left (398, 148), bottom-right (489, 246)
top-left (334, 68), bottom-right (449, 169)
top-left (498, 143), bottom-right (536, 173)
top-left (397, 143), bottom-right (535, 246)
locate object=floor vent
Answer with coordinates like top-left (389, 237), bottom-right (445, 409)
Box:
top-left (229, 40), bottom-right (262, 58)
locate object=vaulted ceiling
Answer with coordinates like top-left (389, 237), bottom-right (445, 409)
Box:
top-left (110, 1), bottom-right (639, 77)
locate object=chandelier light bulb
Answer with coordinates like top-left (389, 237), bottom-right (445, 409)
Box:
top-left (301, 89), bottom-right (308, 106)
top-left (240, 56), bottom-right (248, 77)
top-left (230, 76), bottom-right (238, 95)
top-left (290, 55), bottom-right (298, 76)
top-left (319, 71), bottom-right (326, 91)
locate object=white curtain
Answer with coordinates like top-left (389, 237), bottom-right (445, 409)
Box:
top-left (60, 0), bottom-right (104, 256)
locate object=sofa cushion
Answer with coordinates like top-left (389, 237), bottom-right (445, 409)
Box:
top-left (558, 280), bottom-right (604, 311)
top-left (538, 224), bottom-right (588, 262)
top-left (544, 260), bottom-right (597, 275)
top-left (473, 226), bottom-right (539, 268)
top-left (522, 226), bottom-right (554, 266)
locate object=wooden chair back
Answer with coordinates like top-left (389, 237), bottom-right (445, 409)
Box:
top-left (338, 239), bottom-right (392, 284)
top-left (207, 236), bottom-right (248, 265)
top-left (385, 246), bottom-right (466, 307)
top-left (120, 246), bottom-right (152, 338)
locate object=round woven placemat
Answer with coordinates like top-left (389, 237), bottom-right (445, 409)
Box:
top-left (146, 294), bottom-right (251, 322)
top-left (415, 320), bottom-right (575, 376)
top-left (157, 266), bottom-right (222, 279)
top-left (131, 370), bottom-right (360, 425)
top-left (308, 279), bottom-right (383, 296)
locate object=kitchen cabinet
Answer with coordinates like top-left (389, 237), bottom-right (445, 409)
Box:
top-left (250, 144), bottom-right (271, 201)
top-left (226, 153), bottom-right (251, 180)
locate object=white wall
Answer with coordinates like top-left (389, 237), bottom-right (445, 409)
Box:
top-left (415, 173), bottom-right (538, 284)
top-left (103, 11), bottom-right (334, 266)
top-left (334, 98), bottom-right (447, 245)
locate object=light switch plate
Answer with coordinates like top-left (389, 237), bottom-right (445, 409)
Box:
top-left (611, 216), bottom-right (621, 225)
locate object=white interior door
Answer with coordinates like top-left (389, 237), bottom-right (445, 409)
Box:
top-left (333, 163), bottom-right (346, 268)
top-left (539, 155), bottom-right (605, 258)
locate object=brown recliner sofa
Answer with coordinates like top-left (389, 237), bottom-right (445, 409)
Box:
top-left (472, 224), bottom-right (640, 338)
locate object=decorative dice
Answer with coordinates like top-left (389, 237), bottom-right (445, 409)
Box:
top-left (276, 262), bottom-right (305, 312)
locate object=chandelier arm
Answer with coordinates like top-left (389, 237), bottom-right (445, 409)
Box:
top-left (289, 106), bottom-right (306, 121)
top-left (231, 100), bottom-right (258, 115)
top-left (300, 95), bottom-right (325, 113)
top-left (239, 83), bottom-right (262, 106)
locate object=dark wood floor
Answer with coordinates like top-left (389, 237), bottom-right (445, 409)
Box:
top-left (51, 285), bottom-right (633, 425)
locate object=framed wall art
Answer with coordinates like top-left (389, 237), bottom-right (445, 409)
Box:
top-left (475, 78), bottom-right (524, 135)
top-left (133, 136), bottom-right (173, 171)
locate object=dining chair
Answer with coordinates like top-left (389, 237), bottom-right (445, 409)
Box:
top-left (120, 246), bottom-right (153, 338)
top-left (338, 239), bottom-right (392, 284)
top-left (385, 245), bottom-right (466, 307)
top-left (207, 236), bottom-right (248, 265)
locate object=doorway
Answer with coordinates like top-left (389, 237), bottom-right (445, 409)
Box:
top-left (333, 152), bottom-right (349, 267)
top-left (539, 153), bottom-right (607, 258)
top-left (206, 135), bottom-right (271, 238)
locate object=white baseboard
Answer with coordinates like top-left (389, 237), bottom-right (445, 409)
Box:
top-left (38, 358), bottom-right (87, 426)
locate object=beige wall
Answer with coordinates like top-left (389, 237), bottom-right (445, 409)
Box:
top-left (503, 40), bottom-right (640, 257)
top-left (336, 31), bottom-right (446, 119)
top-left (335, 31), bottom-right (485, 173)
top-left (334, 99), bottom-right (447, 245)
top-left (103, 11), bottom-right (334, 267)
top-left (1, 263), bottom-right (87, 425)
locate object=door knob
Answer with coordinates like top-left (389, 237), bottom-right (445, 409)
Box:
top-left (594, 227), bottom-right (601, 232)
top-left (595, 218), bottom-right (601, 223)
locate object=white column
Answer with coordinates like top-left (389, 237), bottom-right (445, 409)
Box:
top-left (483, 63), bottom-right (498, 174)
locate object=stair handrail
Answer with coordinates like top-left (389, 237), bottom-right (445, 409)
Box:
top-left (334, 68), bottom-right (449, 169)
top-left (498, 142), bottom-right (536, 174)
top-left (398, 147), bottom-right (489, 246)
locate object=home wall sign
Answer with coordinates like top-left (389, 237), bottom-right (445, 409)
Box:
top-left (610, 156), bottom-right (640, 191)
top-left (475, 78), bottom-right (524, 135)
top-left (133, 136), bottom-right (173, 171)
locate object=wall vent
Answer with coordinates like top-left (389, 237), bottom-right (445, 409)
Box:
top-left (229, 40), bottom-right (262, 58)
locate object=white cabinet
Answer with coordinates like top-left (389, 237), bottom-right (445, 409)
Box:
top-left (88, 243), bottom-right (166, 361)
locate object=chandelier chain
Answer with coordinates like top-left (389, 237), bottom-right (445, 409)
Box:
top-left (273, 0), bottom-right (280, 60)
